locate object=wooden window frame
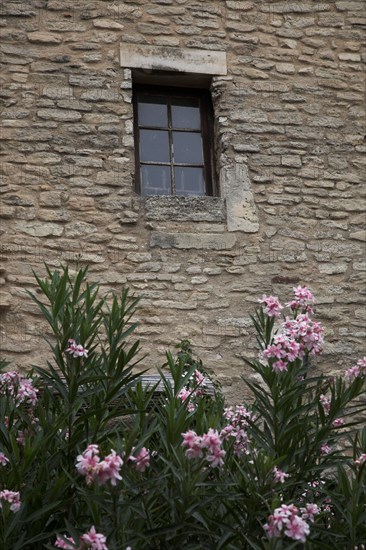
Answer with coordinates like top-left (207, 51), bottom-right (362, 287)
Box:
top-left (133, 84), bottom-right (216, 197)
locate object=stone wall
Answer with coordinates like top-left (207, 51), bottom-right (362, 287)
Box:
top-left (0, 0), bottom-right (365, 401)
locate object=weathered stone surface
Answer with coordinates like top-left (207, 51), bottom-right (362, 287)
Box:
top-left (93, 20), bottom-right (124, 30)
top-left (27, 32), bottom-right (62, 44)
top-left (37, 109), bottom-right (82, 122)
top-left (222, 163), bottom-right (259, 233)
top-left (151, 233), bottom-right (237, 250)
top-left (120, 43), bottom-right (227, 74)
top-left (15, 222), bottom-right (63, 237)
top-left (144, 196), bottom-right (226, 222)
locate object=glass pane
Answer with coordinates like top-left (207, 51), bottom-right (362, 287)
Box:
top-left (141, 165), bottom-right (171, 196)
top-left (138, 96), bottom-right (168, 127)
top-left (175, 167), bottom-right (205, 196)
top-left (172, 97), bottom-right (200, 129)
top-left (140, 129), bottom-right (170, 162)
top-left (173, 132), bottom-right (203, 164)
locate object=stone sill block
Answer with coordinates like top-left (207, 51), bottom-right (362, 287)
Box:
top-left (143, 195), bottom-right (226, 223)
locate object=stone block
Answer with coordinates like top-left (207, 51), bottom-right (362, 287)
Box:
top-left (15, 222), bottom-right (63, 237)
top-left (144, 196), bottom-right (226, 222)
top-left (151, 232), bottom-right (236, 250)
top-left (120, 43), bottom-right (227, 75)
top-left (27, 32), bottom-right (62, 44)
top-left (37, 109), bottom-right (82, 122)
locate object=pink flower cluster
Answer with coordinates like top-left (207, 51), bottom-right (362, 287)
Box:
top-left (263, 334), bottom-right (301, 372)
top-left (345, 357), bottom-right (366, 381)
top-left (320, 443), bottom-right (332, 455)
top-left (128, 447), bottom-right (152, 473)
top-left (287, 286), bottom-right (315, 314)
top-left (263, 313), bottom-right (324, 372)
top-left (0, 371), bottom-right (38, 407)
top-left (76, 445), bottom-right (122, 486)
top-left (0, 490), bottom-right (21, 512)
top-left (55, 535), bottom-right (76, 549)
top-left (220, 405), bottom-right (253, 456)
top-left (264, 502), bottom-right (319, 543)
top-left (55, 527), bottom-right (108, 549)
top-left (182, 428), bottom-right (226, 468)
top-left (81, 526), bottom-right (108, 550)
top-left (258, 294), bottom-right (283, 318)
top-left (332, 418), bottom-right (344, 428)
top-left (273, 466), bottom-right (290, 484)
top-left (178, 369), bottom-right (207, 412)
top-left (283, 314), bottom-right (324, 356)
top-left (319, 394), bottom-right (331, 415)
top-left (65, 339), bottom-right (88, 358)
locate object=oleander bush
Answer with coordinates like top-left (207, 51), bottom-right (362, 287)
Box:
top-left (0, 266), bottom-right (365, 549)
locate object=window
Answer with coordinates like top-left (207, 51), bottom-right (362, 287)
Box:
top-left (133, 86), bottom-right (215, 197)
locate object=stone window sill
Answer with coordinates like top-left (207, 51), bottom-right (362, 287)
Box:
top-left (142, 196), bottom-right (226, 223)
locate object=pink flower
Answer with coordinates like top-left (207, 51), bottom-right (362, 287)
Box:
top-left (273, 467), bottom-right (290, 484)
top-left (0, 371), bottom-right (38, 407)
top-left (98, 450), bottom-right (123, 485)
top-left (193, 369), bottom-right (205, 387)
top-left (221, 406), bottom-right (253, 456)
top-left (182, 429), bottom-right (225, 467)
top-left (345, 365), bottom-right (360, 380)
top-left (182, 431), bottom-right (203, 459)
top-left (354, 453), bottom-right (366, 466)
top-left (76, 445), bottom-right (123, 486)
top-left (206, 447), bottom-right (226, 468)
top-left (65, 339), bottom-right (88, 358)
top-left (55, 535), bottom-right (76, 549)
top-left (320, 443), bottom-right (331, 455)
top-left (284, 514), bottom-right (310, 543)
top-left (294, 286), bottom-right (314, 302)
top-left (80, 526), bottom-right (108, 550)
top-left (263, 313), bottom-right (324, 371)
top-left (273, 359), bottom-right (288, 373)
top-left (0, 452), bottom-right (9, 466)
top-left (76, 444), bottom-right (101, 485)
top-left (201, 428), bottom-right (222, 454)
top-left (300, 503), bottom-right (320, 522)
top-left (287, 286), bottom-right (315, 314)
top-left (258, 294), bottom-right (283, 318)
top-left (264, 503), bottom-right (311, 543)
top-left (128, 447), bottom-right (151, 473)
top-left (263, 515), bottom-right (281, 538)
top-left (0, 490), bottom-right (21, 512)
top-left (320, 394), bottom-right (331, 415)
top-left (345, 357), bottom-right (366, 381)
top-left (178, 387), bottom-right (192, 402)
top-left (273, 503), bottom-right (298, 530)
top-left (332, 418), bottom-right (344, 428)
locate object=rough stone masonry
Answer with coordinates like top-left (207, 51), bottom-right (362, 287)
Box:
top-left (0, 0), bottom-right (365, 401)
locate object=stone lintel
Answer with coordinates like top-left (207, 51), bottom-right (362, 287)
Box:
top-left (120, 43), bottom-right (227, 75)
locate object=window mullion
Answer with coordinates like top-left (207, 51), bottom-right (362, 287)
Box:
top-left (167, 97), bottom-right (175, 195)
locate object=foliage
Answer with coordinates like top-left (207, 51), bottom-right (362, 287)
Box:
top-left (0, 267), bottom-right (365, 549)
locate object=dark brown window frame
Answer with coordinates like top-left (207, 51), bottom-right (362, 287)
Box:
top-left (133, 84), bottom-right (216, 197)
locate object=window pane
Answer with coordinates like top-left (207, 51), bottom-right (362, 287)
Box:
top-left (138, 96), bottom-right (168, 127)
top-left (141, 165), bottom-right (171, 196)
top-left (140, 129), bottom-right (170, 162)
top-left (175, 167), bottom-right (205, 196)
top-left (173, 132), bottom-right (203, 164)
top-left (172, 97), bottom-right (200, 129)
